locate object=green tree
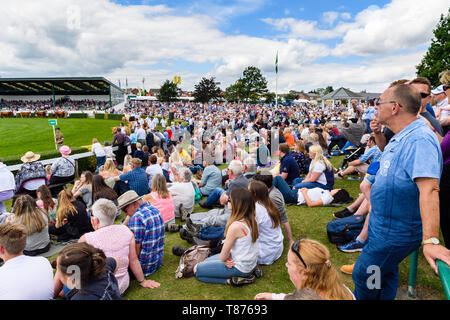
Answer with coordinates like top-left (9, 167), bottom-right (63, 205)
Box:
top-left (157, 80), bottom-right (179, 102)
top-left (239, 66), bottom-right (268, 103)
top-left (224, 81), bottom-right (245, 102)
top-left (324, 86), bottom-right (334, 95)
top-left (284, 93), bottom-right (296, 101)
top-left (416, 9), bottom-right (450, 87)
top-left (193, 77), bottom-right (222, 103)
top-left (263, 92), bottom-right (276, 104)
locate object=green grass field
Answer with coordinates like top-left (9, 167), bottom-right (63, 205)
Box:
top-left (0, 118), bottom-right (123, 158)
top-left (2, 156), bottom-right (446, 300)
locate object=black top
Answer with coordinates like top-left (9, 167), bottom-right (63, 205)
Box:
top-left (68, 200), bottom-right (94, 236)
top-left (67, 258), bottom-right (121, 300)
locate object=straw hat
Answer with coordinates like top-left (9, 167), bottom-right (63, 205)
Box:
top-left (117, 190), bottom-right (142, 209)
top-left (21, 151), bottom-right (40, 163)
top-left (59, 145), bottom-right (72, 156)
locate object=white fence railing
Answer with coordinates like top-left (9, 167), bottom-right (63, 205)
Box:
top-left (6, 146), bottom-right (118, 173)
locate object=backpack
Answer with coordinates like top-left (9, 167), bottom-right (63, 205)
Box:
top-left (175, 245), bottom-right (210, 279)
top-left (192, 182), bottom-right (201, 204)
top-left (326, 215), bottom-right (365, 245)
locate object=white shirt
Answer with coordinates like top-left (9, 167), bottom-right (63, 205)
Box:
top-left (310, 162), bottom-right (327, 185)
top-left (297, 188), bottom-right (333, 206)
top-left (91, 143), bottom-right (106, 157)
top-left (255, 202), bottom-right (283, 265)
top-left (0, 163), bottom-right (15, 192)
top-left (170, 182), bottom-right (195, 216)
top-left (146, 164), bottom-right (163, 189)
top-left (438, 98), bottom-right (450, 120)
top-left (136, 128), bottom-right (146, 140)
top-left (0, 255), bottom-right (54, 300)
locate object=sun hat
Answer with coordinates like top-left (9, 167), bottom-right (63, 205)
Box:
top-left (117, 190), bottom-right (142, 209)
top-left (431, 85), bottom-right (445, 95)
top-left (21, 151), bottom-right (41, 163)
top-left (59, 145), bottom-right (72, 156)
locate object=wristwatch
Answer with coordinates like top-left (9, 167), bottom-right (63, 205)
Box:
top-left (422, 237), bottom-right (440, 245)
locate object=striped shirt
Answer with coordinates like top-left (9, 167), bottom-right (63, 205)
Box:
top-left (128, 202), bottom-right (165, 276)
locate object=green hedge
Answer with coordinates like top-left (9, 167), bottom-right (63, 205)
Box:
top-left (94, 113), bottom-right (125, 121)
top-left (3, 146), bottom-right (90, 166)
top-left (78, 155), bottom-right (98, 173)
top-left (68, 113), bottom-right (88, 118)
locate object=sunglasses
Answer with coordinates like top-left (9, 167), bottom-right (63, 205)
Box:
top-left (291, 237), bottom-right (307, 268)
top-left (375, 100), bottom-right (395, 106)
top-left (420, 92), bottom-right (430, 99)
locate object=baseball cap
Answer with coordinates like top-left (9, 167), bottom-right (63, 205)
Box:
top-left (431, 85), bottom-right (445, 95)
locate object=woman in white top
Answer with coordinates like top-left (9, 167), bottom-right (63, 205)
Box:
top-left (254, 238), bottom-right (355, 300)
top-left (249, 180), bottom-right (283, 265)
top-left (293, 145), bottom-right (334, 191)
top-left (91, 138), bottom-right (106, 172)
top-left (194, 188), bottom-right (259, 285)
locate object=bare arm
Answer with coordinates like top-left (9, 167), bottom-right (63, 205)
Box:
top-left (219, 191), bottom-right (229, 206)
top-left (370, 119), bottom-right (387, 152)
top-left (303, 171), bottom-right (321, 183)
top-left (129, 235), bottom-right (160, 288)
top-left (219, 223), bottom-right (244, 264)
top-left (416, 177), bottom-right (450, 274)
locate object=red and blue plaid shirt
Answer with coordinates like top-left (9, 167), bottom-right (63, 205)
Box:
top-left (128, 202), bottom-right (165, 276)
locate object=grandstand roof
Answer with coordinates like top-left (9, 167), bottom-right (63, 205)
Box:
top-left (0, 77), bottom-right (123, 96)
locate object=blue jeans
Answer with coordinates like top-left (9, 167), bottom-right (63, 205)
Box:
top-left (205, 188), bottom-right (224, 206)
top-left (199, 227), bottom-right (225, 240)
top-left (293, 181), bottom-right (332, 191)
top-left (196, 254), bottom-right (252, 285)
top-left (352, 238), bottom-right (421, 300)
top-left (342, 141), bottom-right (357, 153)
top-left (273, 176), bottom-right (298, 204)
top-left (189, 165), bottom-right (204, 174)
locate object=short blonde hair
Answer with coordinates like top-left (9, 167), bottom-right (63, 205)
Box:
top-left (131, 158), bottom-right (142, 168)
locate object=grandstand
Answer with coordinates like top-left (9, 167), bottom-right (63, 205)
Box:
top-left (0, 77), bottom-right (125, 110)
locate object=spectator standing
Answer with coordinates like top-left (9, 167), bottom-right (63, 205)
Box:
top-left (353, 84), bottom-right (450, 300)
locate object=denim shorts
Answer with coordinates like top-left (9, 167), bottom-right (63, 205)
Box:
top-left (364, 174), bottom-right (376, 185)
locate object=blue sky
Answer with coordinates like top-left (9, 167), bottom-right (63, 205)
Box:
top-left (1, 0), bottom-right (448, 92)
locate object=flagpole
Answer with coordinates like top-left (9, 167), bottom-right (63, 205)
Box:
top-left (275, 51), bottom-right (278, 108)
top-left (275, 74), bottom-right (278, 108)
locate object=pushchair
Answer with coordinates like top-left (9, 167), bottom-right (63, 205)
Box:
top-left (338, 122), bottom-right (367, 171)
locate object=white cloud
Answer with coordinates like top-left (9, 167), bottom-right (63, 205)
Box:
top-left (0, 0), bottom-right (328, 91)
top-left (268, 51), bottom-right (427, 93)
top-left (1, 0), bottom-right (447, 94)
top-left (333, 0), bottom-right (449, 57)
top-left (341, 12), bottom-right (351, 20)
top-left (323, 11), bottom-right (340, 26)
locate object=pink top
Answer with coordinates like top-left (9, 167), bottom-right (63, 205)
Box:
top-left (84, 224), bottom-right (133, 295)
top-left (150, 191), bottom-right (175, 222)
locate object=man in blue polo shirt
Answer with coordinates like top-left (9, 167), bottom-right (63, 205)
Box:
top-left (277, 143), bottom-right (299, 185)
top-left (352, 83), bottom-right (450, 300)
top-left (114, 158), bottom-right (149, 196)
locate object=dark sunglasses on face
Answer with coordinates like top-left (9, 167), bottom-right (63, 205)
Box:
top-left (291, 236), bottom-right (308, 268)
top-left (420, 92), bottom-right (430, 99)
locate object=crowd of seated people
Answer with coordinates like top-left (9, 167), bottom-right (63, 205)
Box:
top-left (1, 72), bottom-right (450, 300)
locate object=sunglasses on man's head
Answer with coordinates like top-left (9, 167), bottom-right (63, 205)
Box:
top-left (291, 236), bottom-right (307, 268)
